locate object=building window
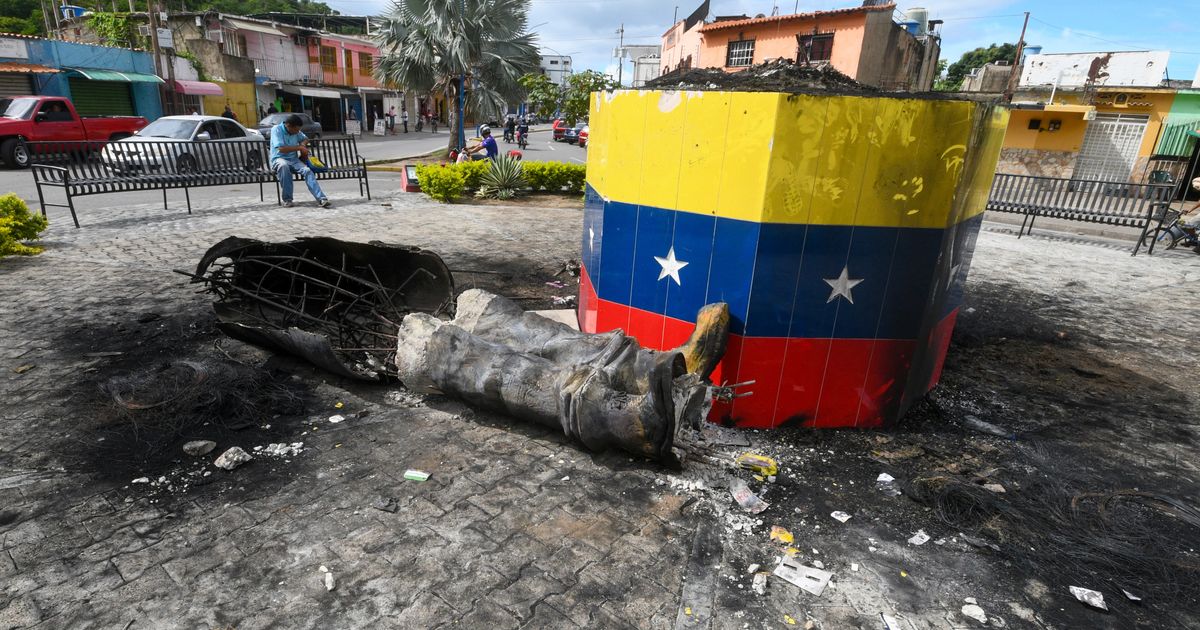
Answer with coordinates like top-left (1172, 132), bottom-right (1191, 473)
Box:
top-left (358, 52), bottom-right (373, 76)
top-left (320, 45), bottom-right (337, 70)
top-left (550, 60), bottom-right (559, 65)
top-left (798, 33), bottom-right (834, 62)
top-left (726, 39), bottom-right (754, 67)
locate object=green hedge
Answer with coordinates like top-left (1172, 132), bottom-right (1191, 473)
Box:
top-left (416, 160), bottom-right (586, 203)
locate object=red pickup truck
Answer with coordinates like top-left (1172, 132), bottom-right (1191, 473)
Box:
top-left (0, 95), bottom-right (148, 169)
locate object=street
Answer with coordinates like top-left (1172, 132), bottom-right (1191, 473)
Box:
top-left (0, 128), bottom-right (586, 221)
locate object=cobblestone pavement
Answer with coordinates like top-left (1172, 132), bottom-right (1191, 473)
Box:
top-left (2, 186), bottom-right (1199, 629)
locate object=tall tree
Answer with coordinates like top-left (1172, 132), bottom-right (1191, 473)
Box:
top-left (374, 0), bottom-right (541, 153)
top-left (937, 43), bottom-right (1017, 91)
top-left (560, 70), bottom-right (617, 124)
top-left (518, 72), bottom-right (560, 118)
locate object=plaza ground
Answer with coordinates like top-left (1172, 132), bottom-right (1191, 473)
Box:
top-left (1, 176), bottom-right (1198, 629)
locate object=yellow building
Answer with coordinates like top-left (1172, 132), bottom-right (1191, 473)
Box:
top-left (997, 87), bottom-right (1180, 183)
top-left (201, 81), bottom-right (258, 125)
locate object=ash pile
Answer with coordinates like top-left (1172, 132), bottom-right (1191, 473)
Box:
top-left (645, 58), bottom-right (873, 93)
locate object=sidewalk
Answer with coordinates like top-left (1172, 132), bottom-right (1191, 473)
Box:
top-left (0, 192), bottom-right (1197, 629)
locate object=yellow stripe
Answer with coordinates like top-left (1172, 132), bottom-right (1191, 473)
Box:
top-left (587, 90), bottom-right (1006, 229)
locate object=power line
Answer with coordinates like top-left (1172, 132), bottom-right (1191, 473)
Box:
top-left (1028, 16), bottom-right (1200, 55)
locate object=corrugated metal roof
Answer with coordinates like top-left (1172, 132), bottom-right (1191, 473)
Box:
top-left (697, 3), bottom-right (895, 33)
top-left (0, 62), bottom-right (59, 73)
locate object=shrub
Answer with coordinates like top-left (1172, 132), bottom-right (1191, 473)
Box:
top-left (415, 164), bottom-right (466, 203)
top-left (523, 162), bottom-right (587, 193)
top-left (476, 155), bottom-right (526, 200)
top-left (0, 193), bottom-right (48, 258)
top-left (457, 159), bottom-right (490, 192)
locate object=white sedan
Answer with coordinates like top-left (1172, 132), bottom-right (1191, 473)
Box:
top-left (102, 115), bottom-right (265, 174)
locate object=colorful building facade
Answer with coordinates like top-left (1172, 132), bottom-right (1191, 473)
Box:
top-left (660, 3), bottom-right (941, 91)
top-left (579, 89), bottom-right (1007, 429)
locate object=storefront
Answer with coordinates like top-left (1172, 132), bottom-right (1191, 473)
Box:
top-left (63, 67), bottom-right (163, 117)
top-left (171, 79), bottom-right (223, 115)
top-left (0, 62), bottom-right (58, 97)
top-left (280, 84), bottom-right (342, 131)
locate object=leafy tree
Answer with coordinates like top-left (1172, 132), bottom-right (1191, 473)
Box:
top-left (560, 70), bottom-right (617, 124)
top-left (938, 43), bottom-right (1016, 92)
top-left (375, 0), bottom-right (541, 153)
top-left (0, 0), bottom-right (44, 35)
top-left (518, 73), bottom-right (560, 118)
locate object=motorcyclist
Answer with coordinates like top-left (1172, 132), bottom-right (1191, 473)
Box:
top-left (516, 117), bottom-right (530, 148)
top-left (504, 116), bottom-right (516, 143)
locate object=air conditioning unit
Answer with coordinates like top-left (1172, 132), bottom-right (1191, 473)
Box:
top-left (206, 29), bottom-right (224, 43)
top-left (137, 24), bottom-right (150, 36)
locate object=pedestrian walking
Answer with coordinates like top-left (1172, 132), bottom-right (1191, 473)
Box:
top-left (401, 109), bottom-right (409, 133)
top-left (222, 104), bottom-right (237, 121)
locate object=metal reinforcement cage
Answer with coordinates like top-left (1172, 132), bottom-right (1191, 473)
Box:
top-left (577, 89), bottom-right (1008, 429)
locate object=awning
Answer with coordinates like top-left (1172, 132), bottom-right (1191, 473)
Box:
top-left (0, 62), bottom-right (59, 74)
top-left (66, 68), bottom-right (164, 83)
top-left (281, 84), bottom-right (341, 99)
top-left (223, 17), bottom-right (287, 37)
top-left (173, 80), bottom-right (223, 95)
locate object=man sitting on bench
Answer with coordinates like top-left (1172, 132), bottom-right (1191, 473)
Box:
top-left (270, 114), bottom-right (330, 208)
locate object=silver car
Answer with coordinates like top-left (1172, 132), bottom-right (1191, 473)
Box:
top-left (102, 115), bottom-right (265, 174)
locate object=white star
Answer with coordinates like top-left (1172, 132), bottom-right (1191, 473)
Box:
top-left (588, 226), bottom-right (595, 252)
top-left (654, 246), bottom-right (689, 286)
top-left (824, 265), bottom-right (864, 304)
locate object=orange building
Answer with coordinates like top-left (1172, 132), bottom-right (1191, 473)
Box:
top-left (661, 3), bottom-right (940, 91)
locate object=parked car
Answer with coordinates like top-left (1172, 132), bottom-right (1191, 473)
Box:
top-left (563, 122), bottom-right (587, 145)
top-left (255, 113), bottom-right (322, 139)
top-left (552, 118), bottom-right (569, 141)
top-left (578, 125), bottom-right (589, 148)
top-left (0, 95), bottom-right (148, 168)
top-left (102, 115), bottom-right (265, 174)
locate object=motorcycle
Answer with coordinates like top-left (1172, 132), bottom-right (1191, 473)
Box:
top-left (517, 129), bottom-right (528, 150)
top-left (503, 127), bottom-right (515, 143)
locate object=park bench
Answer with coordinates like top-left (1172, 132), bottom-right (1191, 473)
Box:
top-left (985, 172), bottom-right (1174, 255)
top-left (30, 137), bottom-right (369, 228)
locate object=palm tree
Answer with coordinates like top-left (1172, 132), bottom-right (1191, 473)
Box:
top-left (374, 0), bottom-right (541, 154)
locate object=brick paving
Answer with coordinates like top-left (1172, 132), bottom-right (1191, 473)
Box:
top-left (2, 185), bottom-right (1199, 629)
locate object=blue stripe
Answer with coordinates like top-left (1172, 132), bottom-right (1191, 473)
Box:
top-left (583, 191), bottom-right (952, 340)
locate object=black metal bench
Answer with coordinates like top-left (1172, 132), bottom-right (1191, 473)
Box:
top-left (986, 172), bottom-right (1175, 255)
top-left (269, 136), bottom-right (371, 204)
top-left (30, 136), bottom-right (369, 228)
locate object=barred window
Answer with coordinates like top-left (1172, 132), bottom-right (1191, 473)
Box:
top-left (726, 39), bottom-right (755, 67)
top-left (798, 33), bottom-right (834, 62)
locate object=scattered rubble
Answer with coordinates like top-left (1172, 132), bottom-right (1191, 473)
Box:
top-left (213, 447), bottom-right (252, 471)
top-left (830, 511), bottom-right (851, 523)
top-left (876, 473), bottom-right (901, 497)
top-left (1069, 586), bottom-right (1108, 611)
top-left (907, 530), bottom-right (931, 546)
top-left (645, 58), bottom-right (872, 93)
top-left (371, 496), bottom-right (399, 513)
top-left (730, 479), bottom-right (770, 514)
top-left (961, 600), bottom-right (988, 624)
top-left (773, 557), bottom-right (832, 597)
top-left (403, 469), bottom-right (430, 482)
top-left (260, 442), bottom-right (304, 458)
top-left (182, 440), bottom-right (217, 457)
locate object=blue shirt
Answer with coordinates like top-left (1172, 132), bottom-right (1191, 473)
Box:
top-left (482, 136), bottom-right (498, 159)
top-left (270, 123), bottom-right (307, 162)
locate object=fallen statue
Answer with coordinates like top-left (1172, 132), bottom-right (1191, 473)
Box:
top-left (396, 290), bottom-right (730, 464)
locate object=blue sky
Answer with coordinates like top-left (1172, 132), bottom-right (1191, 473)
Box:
top-left (331, 0), bottom-right (1200, 85)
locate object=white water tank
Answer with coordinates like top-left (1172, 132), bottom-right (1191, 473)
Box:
top-left (905, 7), bottom-right (929, 36)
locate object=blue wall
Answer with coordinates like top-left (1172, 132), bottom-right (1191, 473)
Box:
top-left (2, 39), bottom-right (163, 120)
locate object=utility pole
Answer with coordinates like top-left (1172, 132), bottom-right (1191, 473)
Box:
top-left (1003, 11), bottom-right (1030, 103)
top-left (673, 6), bottom-right (678, 24)
top-left (148, 3), bottom-right (169, 115)
top-left (616, 23), bottom-right (624, 86)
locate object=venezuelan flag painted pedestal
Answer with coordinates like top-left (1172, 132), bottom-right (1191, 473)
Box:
top-left (577, 90), bottom-right (1008, 429)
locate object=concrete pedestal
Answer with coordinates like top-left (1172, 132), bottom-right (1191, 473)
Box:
top-left (578, 89), bottom-right (1008, 429)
